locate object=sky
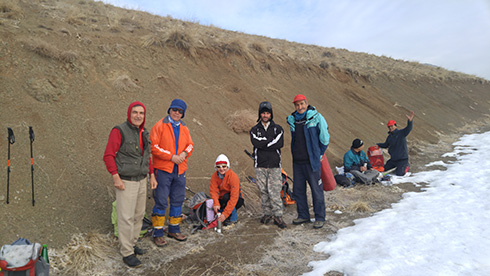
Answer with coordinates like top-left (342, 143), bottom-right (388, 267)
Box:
top-left (304, 130), bottom-right (490, 276)
top-left (100, 0), bottom-right (490, 80)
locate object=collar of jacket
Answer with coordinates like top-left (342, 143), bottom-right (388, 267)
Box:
top-left (162, 116), bottom-right (186, 126)
top-left (291, 105), bottom-right (317, 119)
top-left (258, 120), bottom-right (275, 129)
top-left (388, 128), bottom-right (399, 135)
top-left (125, 120), bottom-right (142, 131)
top-left (303, 106), bottom-right (318, 122)
top-left (350, 148), bottom-right (361, 155)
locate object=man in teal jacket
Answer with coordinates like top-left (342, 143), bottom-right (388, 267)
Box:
top-left (343, 138), bottom-right (380, 185)
top-left (286, 94), bottom-right (329, 229)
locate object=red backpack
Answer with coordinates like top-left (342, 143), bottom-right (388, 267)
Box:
top-left (368, 145), bottom-right (385, 172)
top-left (0, 241), bottom-right (49, 276)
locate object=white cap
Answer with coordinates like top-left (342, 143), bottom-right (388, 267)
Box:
top-left (215, 154), bottom-right (230, 170)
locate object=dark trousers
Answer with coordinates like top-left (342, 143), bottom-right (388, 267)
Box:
top-left (152, 167), bottom-right (186, 215)
top-left (292, 163), bottom-right (325, 222)
top-left (384, 158), bottom-right (409, 176)
top-left (219, 192), bottom-right (244, 211)
top-left (152, 167), bottom-right (186, 235)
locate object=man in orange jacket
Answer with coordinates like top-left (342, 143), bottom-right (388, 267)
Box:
top-left (150, 99), bottom-right (194, 246)
top-left (209, 154), bottom-right (244, 225)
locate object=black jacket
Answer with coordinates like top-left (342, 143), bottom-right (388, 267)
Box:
top-left (377, 120), bottom-right (413, 161)
top-left (250, 120), bottom-right (284, 168)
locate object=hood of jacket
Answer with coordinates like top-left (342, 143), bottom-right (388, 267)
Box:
top-left (127, 101), bottom-right (146, 130)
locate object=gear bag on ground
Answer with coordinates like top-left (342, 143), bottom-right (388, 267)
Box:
top-left (0, 238), bottom-right (49, 276)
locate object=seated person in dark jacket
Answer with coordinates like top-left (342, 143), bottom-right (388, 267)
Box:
top-left (343, 138), bottom-right (380, 185)
top-left (377, 111), bottom-right (415, 176)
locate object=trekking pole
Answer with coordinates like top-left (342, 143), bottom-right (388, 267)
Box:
top-left (185, 186), bottom-right (196, 195)
top-left (244, 149), bottom-right (254, 160)
top-left (147, 174), bottom-right (151, 199)
top-left (382, 167), bottom-right (396, 176)
top-left (7, 127), bottom-right (15, 204)
top-left (29, 126), bottom-right (35, 206)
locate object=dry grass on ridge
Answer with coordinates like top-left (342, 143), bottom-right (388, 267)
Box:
top-left (8, 0), bottom-right (485, 83)
top-left (225, 109), bottom-right (256, 134)
top-left (21, 38), bottom-right (78, 63)
top-left (0, 1), bottom-right (23, 19)
top-left (113, 75), bottom-right (141, 92)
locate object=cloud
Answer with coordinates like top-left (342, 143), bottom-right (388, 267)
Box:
top-left (102, 0), bottom-right (490, 79)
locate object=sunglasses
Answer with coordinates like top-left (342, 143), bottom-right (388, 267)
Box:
top-left (216, 165), bottom-right (228, 169)
top-left (171, 108), bottom-right (183, 114)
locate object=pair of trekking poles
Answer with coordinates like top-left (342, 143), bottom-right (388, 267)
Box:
top-left (6, 126), bottom-right (36, 206)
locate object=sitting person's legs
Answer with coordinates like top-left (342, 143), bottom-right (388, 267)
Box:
top-left (218, 193), bottom-right (244, 210)
top-left (219, 193), bottom-right (244, 223)
top-left (384, 159), bottom-right (396, 172)
top-left (350, 170), bottom-right (379, 184)
top-left (394, 159), bottom-right (409, 176)
top-left (385, 159), bottom-right (409, 176)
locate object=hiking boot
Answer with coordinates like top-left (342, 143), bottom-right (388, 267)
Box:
top-left (313, 220), bottom-right (325, 229)
top-left (292, 218), bottom-right (311, 225)
top-left (223, 220), bottom-right (237, 227)
top-left (122, 254), bottom-right (142, 268)
top-left (273, 216), bottom-right (287, 229)
top-left (168, 232), bottom-right (187, 242)
top-left (260, 215), bottom-right (272, 224)
top-left (153, 236), bottom-right (167, 247)
top-left (133, 246), bottom-right (146, 255)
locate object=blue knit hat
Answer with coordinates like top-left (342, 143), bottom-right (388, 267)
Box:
top-left (167, 98), bottom-right (187, 118)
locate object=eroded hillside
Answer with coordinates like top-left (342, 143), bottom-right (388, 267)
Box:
top-left (1, 0), bottom-right (489, 248)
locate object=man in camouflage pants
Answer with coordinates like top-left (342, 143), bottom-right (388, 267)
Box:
top-left (250, 101), bottom-right (286, 228)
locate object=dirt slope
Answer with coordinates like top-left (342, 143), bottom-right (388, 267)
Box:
top-left (1, 1), bottom-right (490, 274)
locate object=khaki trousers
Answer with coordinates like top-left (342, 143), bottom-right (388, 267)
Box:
top-left (115, 177), bottom-right (147, 257)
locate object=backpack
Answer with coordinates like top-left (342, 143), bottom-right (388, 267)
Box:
top-left (368, 145), bottom-right (385, 172)
top-left (246, 172), bottom-right (294, 206)
top-left (0, 239), bottom-right (49, 276)
top-left (187, 192), bottom-right (217, 233)
top-left (280, 169), bottom-right (295, 205)
top-left (111, 201), bottom-right (152, 238)
top-left (334, 173), bottom-right (356, 187)
top-left (334, 174), bottom-right (352, 187)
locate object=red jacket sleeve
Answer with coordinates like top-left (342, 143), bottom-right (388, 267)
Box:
top-left (103, 128), bottom-right (122, 175)
top-left (148, 157), bottom-right (154, 174)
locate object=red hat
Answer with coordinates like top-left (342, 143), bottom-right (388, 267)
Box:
top-left (293, 94), bottom-right (307, 103)
top-left (387, 120), bottom-right (396, 127)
